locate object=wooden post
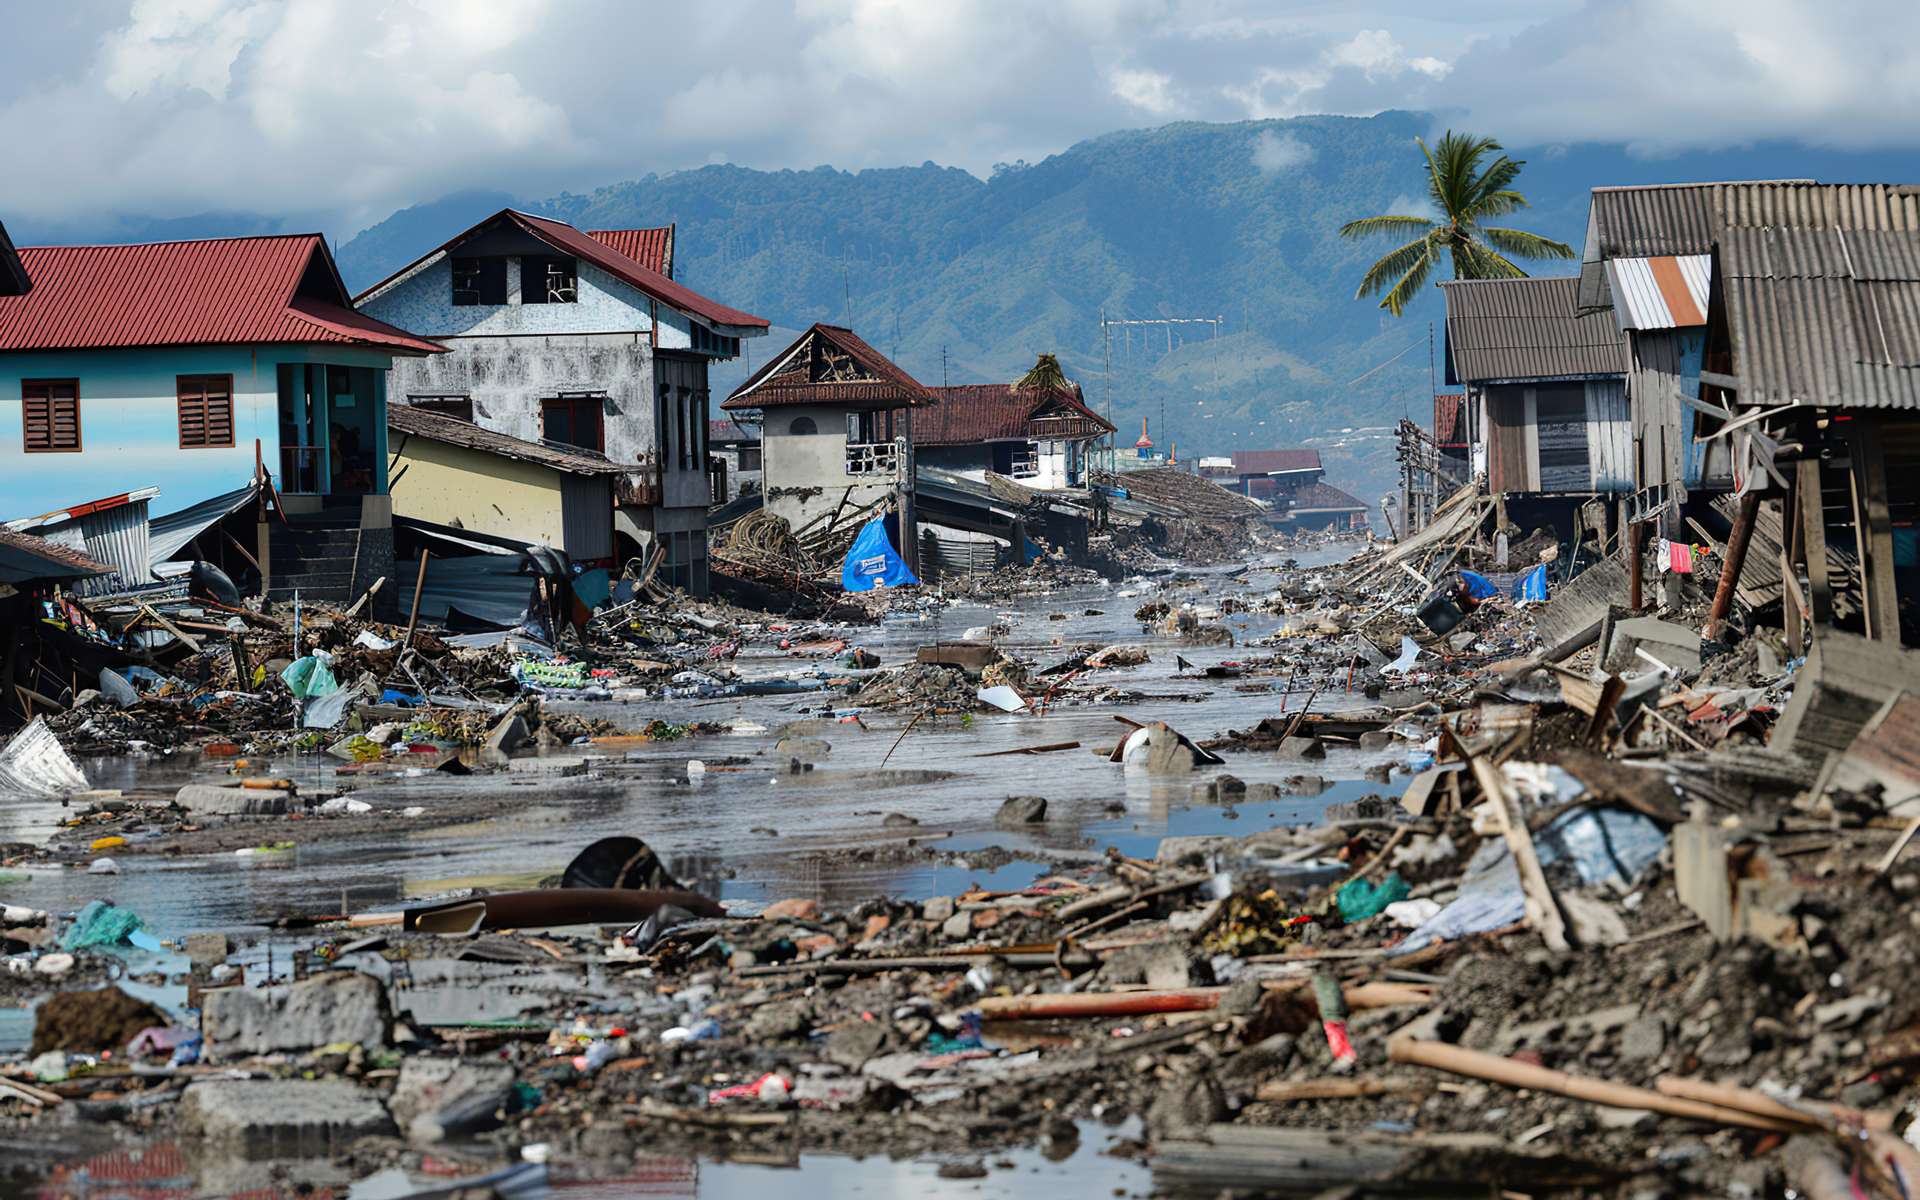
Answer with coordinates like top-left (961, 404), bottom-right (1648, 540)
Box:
top-left (1467, 751), bottom-right (1571, 952)
top-left (1798, 454), bottom-right (1832, 626)
top-left (1707, 491), bottom-right (1760, 639)
top-left (1779, 493), bottom-right (1805, 657)
top-left (1628, 519), bottom-right (1646, 611)
top-left (1849, 416), bottom-right (1901, 643)
top-left (400, 549), bottom-right (429, 652)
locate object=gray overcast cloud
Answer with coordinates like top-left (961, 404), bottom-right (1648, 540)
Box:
top-left (1, 0), bottom-right (1916, 236)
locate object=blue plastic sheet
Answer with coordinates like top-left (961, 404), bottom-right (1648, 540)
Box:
top-left (1513, 563), bottom-right (1551, 603)
top-left (841, 518), bottom-right (919, 592)
top-left (1459, 570), bottom-right (1499, 600)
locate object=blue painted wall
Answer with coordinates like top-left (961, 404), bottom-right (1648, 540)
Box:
top-left (0, 344), bottom-right (397, 519)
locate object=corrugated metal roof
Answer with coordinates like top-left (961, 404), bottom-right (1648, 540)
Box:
top-left (723, 323), bottom-right (933, 411)
top-left (1231, 449), bottom-right (1322, 475)
top-left (0, 219), bottom-right (28, 297)
top-left (1577, 180), bottom-right (1811, 311)
top-left (0, 235), bottom-right (442, 354)
top-left (355, 209), bottom-right (764, 332)
top-left (1718, 218), bottom-right (1920, 409)
top-left (1606, 254), bottom-right (1710, 330)
top-left (1441, 276), bottom-right (1628, 383)
top-left (588, 226), bottom-right (673, 278)
top-left (917, 382), bottom-right (1114, 446)
top-left (389, 403), bottom-right (629, 474)
top-left (1286, 481), bottom-right (1368, 513)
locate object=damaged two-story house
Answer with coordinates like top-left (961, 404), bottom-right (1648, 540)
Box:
top-left (721, 323), bottom-right (934, 536)
top-left (354, 209), bottom-right (766, 594)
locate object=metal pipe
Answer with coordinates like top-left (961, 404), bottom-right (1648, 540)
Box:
top-left (1707, 491), bottom-right (1762, 638)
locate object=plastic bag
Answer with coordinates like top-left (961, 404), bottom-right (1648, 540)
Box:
top-left (281, 655), bottom-right (340, 699)
top-left (61, 900), bottom-right (146, 950)
top-left (1336, 872), bottom-right (1410, 922)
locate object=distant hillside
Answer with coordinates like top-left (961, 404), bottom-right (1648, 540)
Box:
top-left (334, 113), bottom-right (1920, 505)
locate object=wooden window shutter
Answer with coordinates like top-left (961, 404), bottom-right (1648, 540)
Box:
top-left (178, 375), bottom-right (234, 448)
top-left (22, 380), bottom-right (80, 452)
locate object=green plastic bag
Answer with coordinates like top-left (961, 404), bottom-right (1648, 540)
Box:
top-left (1336, 871), bottom-right (1410, 923)
top-left (281, 655), bottom-right (340, 699)
top-left (61, 900), bottom-right (146, 950)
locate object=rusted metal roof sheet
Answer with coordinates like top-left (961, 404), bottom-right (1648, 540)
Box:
top-left (1441, 276), bottom-right (1627, 384)
top-left (1607, 254), bottom-right (1710, 330)
top-left (0, 219), bottom-right (28, 297)
top-left (1433, 393), bottom-right (1467, 447)
top-left (389, 402), bottom-right (628, 475)
top-left (917, 382), bottom-right (1114, 446)
top-left (1717, 191), bottom-right (1920, 409)
top-left (587, 226), bottom-right (673, 278)
top-left (723, 323), bottom-right (933, 411)
top-left (1232, 449), bottom-right (1322, 475)
top-left (1285, 481), bottom-right (1367, 513)
top-left (0, 235), bottom-right (442, 354)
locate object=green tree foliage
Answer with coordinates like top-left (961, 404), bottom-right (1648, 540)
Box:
top-left (1340, 131), bottom-right (1576, 316)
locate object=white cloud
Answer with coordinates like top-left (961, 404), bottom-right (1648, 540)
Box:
top-left (1251, 130), bottom-right (1314, 173)
top-left (0, 0), bottom-right (1916, 237)
top-left (1111, 67), bottom-right (1181, 115)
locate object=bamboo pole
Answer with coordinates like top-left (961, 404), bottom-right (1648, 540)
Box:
top-left (1388, 1039), bottom-right (1801, 1133)
top-left (1653, 1076), bottom-right (1891, 1132)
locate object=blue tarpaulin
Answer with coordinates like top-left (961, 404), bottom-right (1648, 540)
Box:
top-left (1459, 570), bottom-right (1499, 600)
top-left (1513, 564), bottom-right (1551, 603)
top-left (841, 517), bottom-right (919, 592)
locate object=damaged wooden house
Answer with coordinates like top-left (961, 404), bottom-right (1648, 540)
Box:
top-left (354, 209), bottom-right (768, 595)
top-left (1439, 275), bottom-right (1632, 556)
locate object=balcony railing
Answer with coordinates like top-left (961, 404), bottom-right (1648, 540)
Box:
top-left (845, 441), bottom-right (901, 477)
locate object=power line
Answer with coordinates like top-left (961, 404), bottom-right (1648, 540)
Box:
top-left (1344, 336), bottom-right (1428, 388)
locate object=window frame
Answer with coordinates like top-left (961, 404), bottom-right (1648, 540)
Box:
top-left (540, 393), bottom-right (605, 453)
top-left (21, 378), bottom-right (81, 453)
top-left (176, 373), bottom-right (236, 449)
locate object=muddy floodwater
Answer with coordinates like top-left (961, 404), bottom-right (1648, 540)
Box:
top-left (3, 541), bottom-right (1397, 1198)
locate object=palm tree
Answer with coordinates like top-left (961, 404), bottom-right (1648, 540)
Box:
top-left (1341, 131), bottom-right (1576, 316)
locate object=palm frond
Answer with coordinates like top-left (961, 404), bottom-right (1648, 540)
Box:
top-left (1013, 353), bottom-right (1071, 394)
top-left (1481, 226), bottom-right (1578, 261)
top-left (1354, 235), bottom-right (1437, 301)
top-left (1428, 131), bottom-right (1502, 218)
top-left (1339, 215), bottom-right (1437, 241)
top-left (1465, 156), bottom-right (1523, 209)
top-left (1452, 238), bottom-right (1529, 280)
top-left (1463, 189), bottom-right (1528, 221)
top-left (1379, 252), bottom-right (1440, 316)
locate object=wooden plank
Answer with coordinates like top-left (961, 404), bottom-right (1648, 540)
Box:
top-left (1851, 416), bottom-right (1901, 643)
top-left (1468, 751), bottom-right (1571, 952)
top-left (1799, 456), bottom-right (1832, 625)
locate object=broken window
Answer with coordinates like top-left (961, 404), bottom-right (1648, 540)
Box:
top-left (541, 393), bottom-right (604, 452)
top-left (522, 255), bottom-right (578, 304)
top-left (177, 374), bottom-right (235, 448)
top-left (451, 256), bottom-right (507, 306)
top-left (21, 378), bottom-right (80, 452)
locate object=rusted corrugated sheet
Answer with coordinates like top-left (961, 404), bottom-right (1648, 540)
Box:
top-left (0, 236), bottom-right (442, 354)
top-left (1576, 180), bottom-right (1810, 312)
top-left (1486, 387), bottom-right (1533, 492)
top-left (1432, 393), bottom-right (1466, 447)
top-left (1442, 277), bottom-right (1627, 384)
top-left (1608, 255), bottom-right (1709, 329)
top-left (588, 227), bottom-right (673, 277)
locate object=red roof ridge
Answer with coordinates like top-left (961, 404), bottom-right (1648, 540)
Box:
top-left (15, 232), bottom-right (328, 251)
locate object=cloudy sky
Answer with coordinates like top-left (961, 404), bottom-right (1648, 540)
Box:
top-left (3, 0), bottom-right (1918, 237)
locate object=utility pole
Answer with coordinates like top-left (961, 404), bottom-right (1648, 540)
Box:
top-left (1099, 313), bottom-right (1225, 465)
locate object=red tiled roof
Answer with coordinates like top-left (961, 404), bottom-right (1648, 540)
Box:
top-left (0, 235), bottom-right (442, 354)
top-left (723, 323), bottom-right (932, 411)
top-left (0, 527), bottom-right (110, 584)
top-left (356, 210), bottom-right (765, 332)
top-left (1286, 481), bottom-right (1368, 513)
top-left (917, 382), bottom-right (1116, 446)
top-left (588, 226), bottom-right (672, 278)
top-left (1232, 449), bottom-right (1322, 475)
top-left (1433, 393), bottom-right (1468, 448)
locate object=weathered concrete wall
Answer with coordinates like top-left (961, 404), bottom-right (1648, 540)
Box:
top-left (359, 255), bottom-right (697, 349)
top-left (762, 403), bottom-right (897, 531)
top-left (384, 335), bottom-right (657, 469)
